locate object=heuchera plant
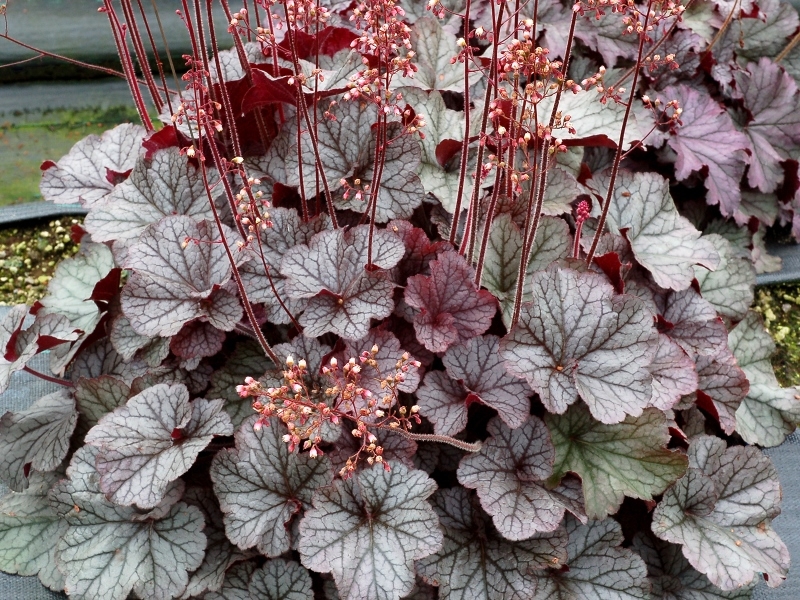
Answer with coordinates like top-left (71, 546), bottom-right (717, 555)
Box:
top-left (1, 0), bottom-right (800, 597)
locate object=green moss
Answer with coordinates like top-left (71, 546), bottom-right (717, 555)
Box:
top-left (753, 283), bottom-right (800, 388)
top-left (0, 217), bottom-right (82, 305)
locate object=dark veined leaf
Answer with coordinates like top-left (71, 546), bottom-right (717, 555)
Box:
top-left (239, 208), bottom-right (331, 324)
top-left (249, 559), bottom-right (312, 600)
top-left (730, 311), bottom-right (800, 447)
top-left (40, 123), bottom-right (145, 207)
top-left (386, 219), bottom-right (449, 286)
top-left (84, 147), bottom-right (223, 243)
top-left (417, 487), bottom-right (568, 600)
top-left (84, 383), bottom-right (233, 508)
top-left (589, 170), bottom-right (719, 290)
top-left (533, 516), bottom-right (650, 599)
top-left (180, 487), bottom-right (253, 599)
top-left (121, 216), bottom-right (245, 337)
top-left (501, 265), bottom-right (657, 424)
top-left (652, 435), bottom-right (789, 590)
top-left (50, 445), bottom-right (206, 600)
top-left (0, 390), bottom-right (77, 491)
top-left (210, 415), bottom-right (332, 557)
top-left (108, 312), bottom-right (170, 366)
top-left (649, 333), bottom-right (698, 411)
top-left (0, 471), bottom-right (67, 590)
top-left (734, 58), bottom-right (800, 194)
top-left (656, 288), bottom-right (729, 358)
top-left (691, 345), bottom-right (749, 435)
top-left (632, 532), bottom-right (754, 600)
top-left (280, 225), bottom-right (404, 340)
top-left (208, 339), bottom-right (274, 428)
top-left (417, 335), bottom-right (530, 436)
top-left (662, 84), bottom-right (751, 217)
top-left (73, 375), bottom-right (131, 440)
top-left (692, 234), bottom-right (755, 322)
top-left (546, 404), bottom-right (688, 520)
top-left (405, 251), bottom-right (497, 353)
top-left (203, 560), bottom-right (257, 600)
top-left (482, 214), bottom-right (571, 326)
top-left (0, 306), bottom-right (78, 394)
top-left (170, 320), bottom-right (226, 360)
top-left (39, 241), bottom-right (116, 334)
top-left (298, 463), bottom-right (442, 600)
top-left (458, 416), bottom-right (585, 540)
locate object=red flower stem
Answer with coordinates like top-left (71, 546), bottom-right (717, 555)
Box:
top-left (474, 140), bottom-right (507, 285)
top-left (586, 2), bottom-right (653, 265)
top-left (136, 0), bottom-right (172, 114)
top-left (23, 366), bottom-right (73, 388)
top-left (448, 0), bottom-right (472, 245)
top-left (120, 0), bottom-right (164, 113)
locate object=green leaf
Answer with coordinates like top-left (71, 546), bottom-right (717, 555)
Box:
top-left (547, 404), bottom-right (688, 519)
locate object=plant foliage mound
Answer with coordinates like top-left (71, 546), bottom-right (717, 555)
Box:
top-left (1, 0), bottom-right (799, 598)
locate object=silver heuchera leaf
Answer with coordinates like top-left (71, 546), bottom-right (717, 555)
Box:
top-left (590, 170), bottom-right (720, 290)
top-left (204, 560), bottom-right (257, 600)
top-left (0, 471), bottom-right (67, 591)
top-left (417, 335), bottom-right (530, 436)
top-left (457, 417), bottom-right (584, 540)
top-left (632, 532), bottom-right (754, 600)
top-left (417, 487), bottom-right (568, 600)
top-left (39, 241), bottom-right (116, 334)
top-left (657, 288), bottom-right (729, 358)
top-left (482, 214), bottom-right (571, 326)
top-left (208, 340), bottom-right (274, 428)
top-left (280, 225), bottom-right (404, 340)
top-left (649, 334), bottom-right (698, 410)
top-left (180, 487), bottom-right (253, 599)
top-left (73, 375), bottom-right (131, 440)
top-left (500, 265), bottom-right (658, 424)
top-left (210, 415), bottom-right (332, 557)
top-left (729, 311), bottom-right (800, 447)
top-left (692, 346), bottom-right (749, 435)
top-left (405, 251), bottom-right (497, 353)
top-left (652, 435), bottom-right (789, 590)
top-left (248, 559), bottom-right (312, 600)
top-left (298, 462), bottom-right (442, 600)
top-left (84, 147), bottom-right (222, 243)
top-left (546, 404), bottom-right (688, 520)
top-left (533, 516), bottom-right (650, 600)
top-left (693, 234), bottom-right (755, 321)
top-left (84, 383), bottom-right (233, 508)
top-left (122, 216), bottom-right (245, 337)
top-left (50, 445), bottom-right (206, 600)
top-left (40, 123), bottom-right (146, 207)
top-left (0, 390), bottom-right (77, 491)
top-left (240, 208), bottom-right (331, 324)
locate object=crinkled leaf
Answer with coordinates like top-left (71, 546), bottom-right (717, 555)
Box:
top-left (591, 170), bottom-right (719, 290)
top-left (578, 13), bottom-right (639, 65)
top-left (417, 335), bottom-right (529, 436)
top-left (649, 334), bottom-right (698, 410)
top-left (73, 375), bottom-right (131, 440)
top-left (240, 208), bottom-right (331, 324)
top-left (692, 234), bottom-right (755, 321)
top-left (691, 344), bottom-right (749, 435)
top-left (40, 123), bottom-right (145, 207)
top-left (632, 532), bottom-right (754, 600)
top-left (482, 214), bottom-right (571, 325)
top-left (208, 340), bottom-right (274, 428)
top-left (533, 517), bottom-right (650, 600)
top-left (181, 487), bottom-right (252, 599)
top-left (501, 265), bottom-right (657, 424)
top-left (50, 445), bottom-right (206, 600)
top-left (730, 311), bottom-right (800, 447)
top-left (0, 471), bottom-right (67, 590)
top-left (0, 390), bottom-right (77, 491)
top-left (458, 416), bottom-right (584, 540)
top-left (298, 463), bottom-right (442, 600)
top-left (39, 241), bottom-right (116, 334)
top-left (109, 312), bottom-right (169, 365)
top-left (657, 288), bottom-right (729, 358)
top-left (546, 404), bottom-right (688, 520)
top-left (122, 216), bottom-right (245, 337)
top-left (280, 225), bottom-right (403, 339)
top-left (663, 84), bottom-right (751, 217)
top-left (248, 559), bottom-right (312, 600)
top-left (171, 320), bottom-right (226, 360)
top-left (85, 147), bottom-right (223, 242)
top-left (203, 560), bottom-right (257, 600)
top-left (417, 487), bottom-right (567, 600)
top-left (394, 16), bottom-right (475, 92)
top-left (735, 58), bottom-right (800, 193)
top-left (405, 251), bottom-right (496, 353)
top-left (652, 435), bottom-right (789, 590)
top-left (210, 415), bottom-right (331, 557)
top-left (84, 383), bottom-right (233, 508)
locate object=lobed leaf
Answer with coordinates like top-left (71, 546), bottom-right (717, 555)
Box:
top-left (649, 334), bottom-right (698, 411)
top-left (248, 559), bottom-right (312, 600)
top-left (692, 346), bottom-right (749, 435)
top-left (693, 234), bottom-right (755, 322)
